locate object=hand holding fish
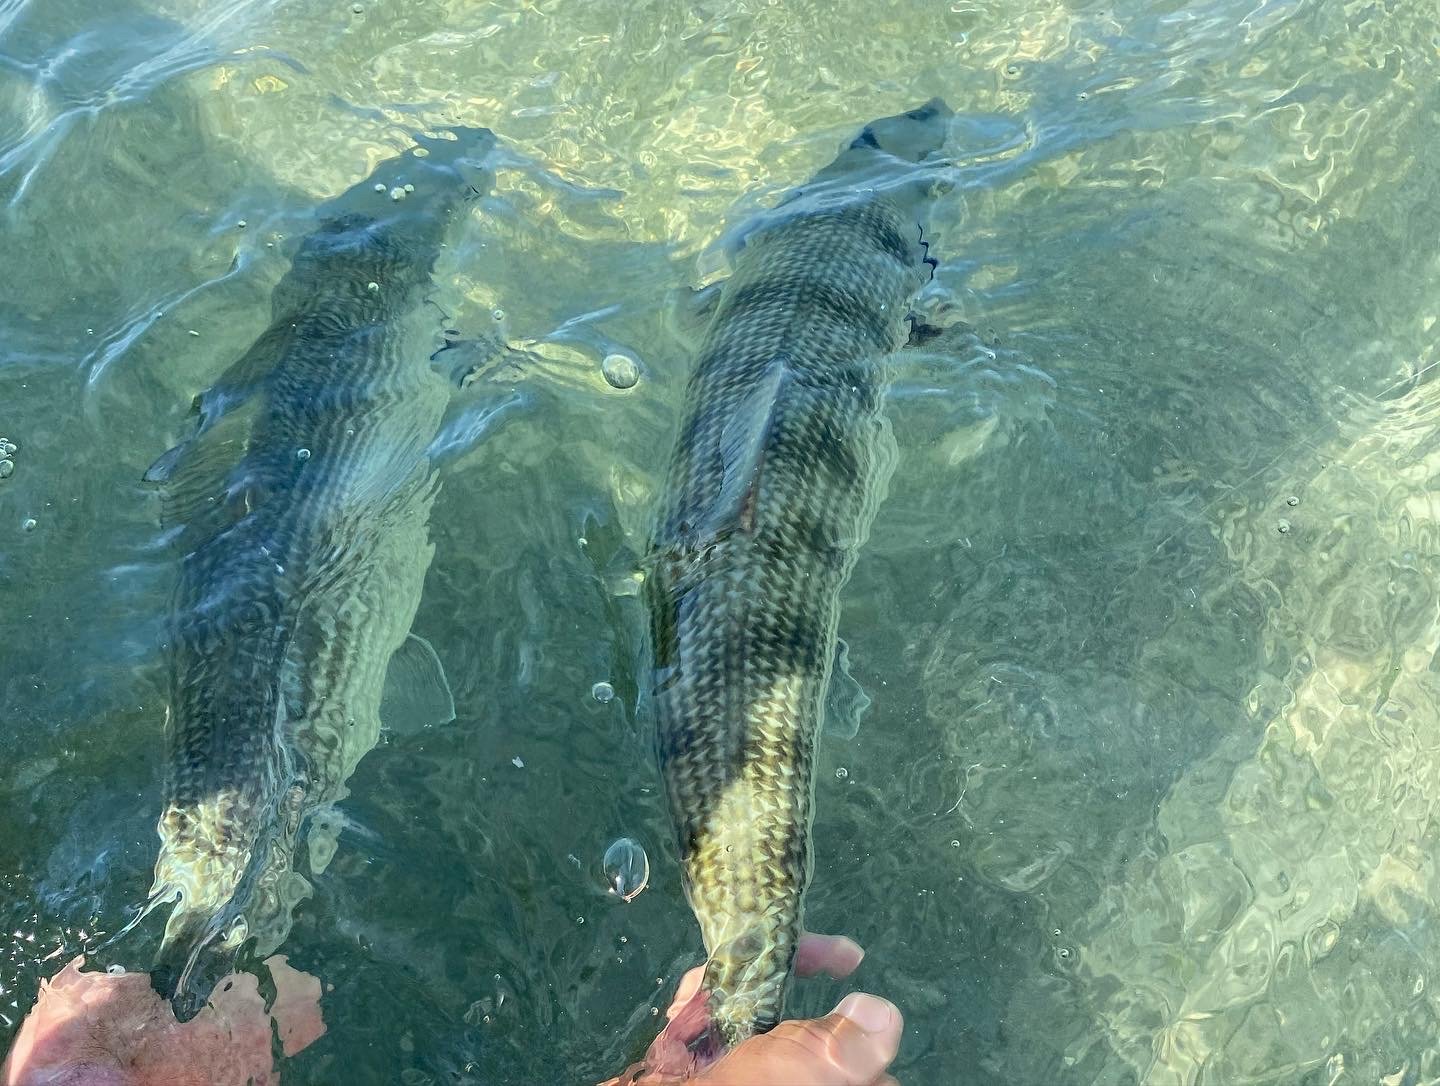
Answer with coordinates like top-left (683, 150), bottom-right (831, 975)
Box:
top-left (1, 956), bottom-right (324, 1086)
top-left (605, 934), bottom-right (903, 1086)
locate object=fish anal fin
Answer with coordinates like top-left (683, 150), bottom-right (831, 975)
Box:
top-left (379, 632), bottom-right (456, 733)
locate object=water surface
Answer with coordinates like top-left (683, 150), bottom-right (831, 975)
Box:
top-left (2, 0), bottom-right (1439, 1082)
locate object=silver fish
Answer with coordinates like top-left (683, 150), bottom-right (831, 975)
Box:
top-left (137, 128), bottom-right (502, 1012)
top-left (645, 101), bottom-right (953, 1049)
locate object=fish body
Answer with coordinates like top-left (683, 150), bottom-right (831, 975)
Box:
top-left (143, 129), bottom-right (495, 1008)
top-left (645, 102), bottom-right (952, 1048)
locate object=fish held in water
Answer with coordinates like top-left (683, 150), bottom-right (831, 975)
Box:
top-left (645, 100), bottom-right (952, 1054)
top-left (131, 127), bottom-right (506, 1016)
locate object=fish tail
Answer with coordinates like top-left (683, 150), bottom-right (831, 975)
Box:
top-left (151, 907), bottom-right (229, 1017)
top-left (643, 973), bottom-right (728, 1076)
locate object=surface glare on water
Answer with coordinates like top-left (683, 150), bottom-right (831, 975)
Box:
top-left (1, 0), bottom-right (1439, 1083)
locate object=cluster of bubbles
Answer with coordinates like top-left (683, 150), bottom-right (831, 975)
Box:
top-left (374, 181), bottom-right (416, 202)
top-left (0, 436), bottom-right (16, 480)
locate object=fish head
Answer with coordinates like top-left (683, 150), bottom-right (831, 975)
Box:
top-left (402, 126), bottom-right (499, 202)
top-left (846, 98), bottom-right (954, 164)
top-left (291, 127), bottom-right (499, 298)
top-left (321, 126), bottom-right (497, 221)
top-left (813, 99), bottom-right (953, 187)
top-left (764, 99), bottom-right (954, 230)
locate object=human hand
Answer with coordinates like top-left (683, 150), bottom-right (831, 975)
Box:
top-left (604, 934), bottom-right (903, 1086)
top-left (1, 954), bottom-right (324, 1086)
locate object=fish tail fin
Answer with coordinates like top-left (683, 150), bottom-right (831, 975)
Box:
top-left (99, 874), bottom-right (240, 1020)
top-left (151, 898), bottom-right (241, 1020)
top-left (641, 971), bottom-right (728, 1077)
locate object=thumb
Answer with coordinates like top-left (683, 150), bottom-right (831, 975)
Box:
top-left (704, 993), bottom-right (903, 1086)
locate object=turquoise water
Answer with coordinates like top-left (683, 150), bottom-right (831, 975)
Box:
top-left (3, 0), bottom-right (1440, 1082)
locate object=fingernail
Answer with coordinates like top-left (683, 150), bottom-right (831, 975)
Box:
top-left (834, 992), bottom-right (896, 1035)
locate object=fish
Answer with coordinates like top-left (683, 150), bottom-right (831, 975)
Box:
top-left (644, 100), bottom-right (953, 1051)
top-left (134, 127), bottom-right (507, 1014)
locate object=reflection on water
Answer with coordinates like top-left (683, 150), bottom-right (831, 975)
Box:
top-left (1, 0), bottom-right (1438, 1082)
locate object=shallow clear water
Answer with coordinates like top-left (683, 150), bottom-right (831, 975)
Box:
top-left (3, 0), bottom-right (1440, 1082)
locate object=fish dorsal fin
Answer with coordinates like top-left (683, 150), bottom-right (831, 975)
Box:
top-left (705, 356), bottom-right (793, 535)
top-left (380, 632), bottom-right (456, 733)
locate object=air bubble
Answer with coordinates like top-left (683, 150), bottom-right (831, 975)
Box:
top-left (602, 353), bottom-right (641, 390)
top-left (1277, 519), bottom-right (1291, 534)
top-left (296, 448), bottom-right (311, 461)
top-left (603, 837), bottom-right (649, 902)
top-left (835, 767), bottom-right (849, 780)
top-left (591, 681), bottom-right (615, 704)
top-left (21, 518), bottom-right (36, 532)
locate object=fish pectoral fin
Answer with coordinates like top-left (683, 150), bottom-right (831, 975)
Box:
top-left (305, 806), bottom-right (343, 875)
top-left (430, 321), bottom-right (528, 388)
top-left (823, 637), bottom-right (872, 740)
top-left (426, 324), bottom-right (535, 470)
top-left (380, 632), bottom-right (456, 732)
top-left (664, 282), bottom-right (725, 348)
top-left (426, 385), bottom-right (529, 471)
top-left (144, 402), bottom-right (256, 535)
top-left (905, 316), bottom-right (950, 348)
top-left (903, 299), bottom-right (975, 350)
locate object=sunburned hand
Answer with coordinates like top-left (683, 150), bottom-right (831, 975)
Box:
top-left (1, 954), bottom-right (325, 1086)
top-left (604, 934), bottom-right (903, 1086)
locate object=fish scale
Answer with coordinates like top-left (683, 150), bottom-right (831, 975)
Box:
top-left (647, 101), bottom-right (952, 1049)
